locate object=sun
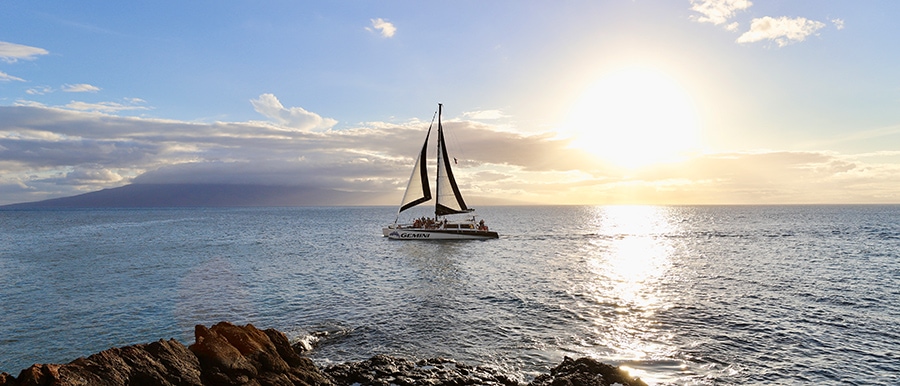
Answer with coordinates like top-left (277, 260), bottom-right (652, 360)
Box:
top-left (563, 66), bottom-right (702, 169)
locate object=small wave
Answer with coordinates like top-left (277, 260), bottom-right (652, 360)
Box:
top-left (288, 322), bottom-right (355, 352)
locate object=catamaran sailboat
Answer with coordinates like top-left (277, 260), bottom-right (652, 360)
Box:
top-left (383, 104), bottom-right (499, 240)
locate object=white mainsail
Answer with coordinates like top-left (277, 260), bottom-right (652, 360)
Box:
top-left (435, 104), bottom-right (471, 216)
top-left (397, 123), bottom-right (432, 214)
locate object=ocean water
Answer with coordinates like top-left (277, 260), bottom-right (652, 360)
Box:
top-left (0, 205), bottom-right (898, 385)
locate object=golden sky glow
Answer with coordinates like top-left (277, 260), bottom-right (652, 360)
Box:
top-left (562, 66), bottom-right (702, 169)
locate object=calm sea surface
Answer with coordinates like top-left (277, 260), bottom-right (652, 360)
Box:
top-left (0, 206), bottom-right (898, 385)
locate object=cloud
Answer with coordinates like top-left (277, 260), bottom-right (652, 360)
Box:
top-left (25, 84), bottom-right (105, 95)
top-left (736, 16), bottom-right (826, 47)
top-left (368, 18), bottom-right (397, 38)
top-left (13, 100), bottom-right (47, 108)
top-left (26, 86), bottom-right (54, 94)
top-left (689, 0), bottom-right (752, 26)
top-left (0, 71), bottom-right (25, 82)
top-left (832, 18), bottom-right (845, 30)
top-left (463, 110), bottom-right (509, 120)
top-left (250, 93), bottom-right (337, 131)
top-left (547, 150), bottom-right (900, 205)
top-left (50, 167), bottom-right (126, 186)
top-left (689, 1), bottom-right (836, 48)
top-left (62, 83), bottom-right (102, 93)
top-left (2, 103), bottom-right (900, 206)
top-left (65, 99), bottom-right (149, 113)
top-left (0, 41), bottom-right (49, 63)
top-left (0, 103), bottom-right (588, 205)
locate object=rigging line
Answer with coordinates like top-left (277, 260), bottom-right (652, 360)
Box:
top-left (413, 109), bottom-right (440, 174)
top-left (426, 108), bottom-right (439, 159)
top-left (428, 109), bottom-right (438, 127)
top-left (442, 109), bottom-right (469, 167)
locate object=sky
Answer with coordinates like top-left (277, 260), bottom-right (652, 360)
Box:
top-left (2, 0), bottom-right (900, 206)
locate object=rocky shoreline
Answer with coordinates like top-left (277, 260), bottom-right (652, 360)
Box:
top-left (0, 322), bottom-right (647, 386)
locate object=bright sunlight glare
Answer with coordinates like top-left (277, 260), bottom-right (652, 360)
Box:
top-left (563, 67), bottom-right (702, 169)
top-left (582, 205), bottom-right (677, 384)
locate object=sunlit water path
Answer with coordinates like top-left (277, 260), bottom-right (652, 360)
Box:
top-left (1, 206), bottom-right (898, 385)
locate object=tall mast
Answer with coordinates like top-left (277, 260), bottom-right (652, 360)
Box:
top-left (435, 103), bottom-right (442, 217)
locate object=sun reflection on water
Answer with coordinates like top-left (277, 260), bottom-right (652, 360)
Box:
top-left (577, 205), bottom-right (681, 383)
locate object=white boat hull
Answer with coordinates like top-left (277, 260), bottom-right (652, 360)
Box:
top-left (383, 226), bottom-right (498, 240)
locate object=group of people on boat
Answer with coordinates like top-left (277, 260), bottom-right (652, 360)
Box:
top-left (412, 217), bottom-right (443, 229)
top-left (408, 216), bottom-right (490, 231)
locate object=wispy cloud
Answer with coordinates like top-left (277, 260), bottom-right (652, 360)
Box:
top-left (0, 71), bottom-right (25, 82)
top-left (65, 99), bottom-right (149, 113)
top-left (737, 16), bottom-right (826, 47)
top-left (250, 93), bottom-right (337, 131)
top-left (62, 83), bottom-right (102, 93)
top-left (0, 41), bottom-right (47, 83)
top-left (463, 109), bottom-right (509, 120)
top-left (26, 86), bottom-right (54, 94)
top-left (367, 18), bottom-right (397, 38)
top-left (0, 41), bottom-right (49, 63)
top-left (832, 18), bottom-right (845, 30)
top-left (13, 100), bottom-right (47, 108)
top-left (689, 0), bottom-right (752, 26)
top-left (52, 167), bottom-right (126, 186)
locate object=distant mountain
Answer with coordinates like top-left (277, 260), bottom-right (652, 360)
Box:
top-left (0, 184), bottom-right (392, 208)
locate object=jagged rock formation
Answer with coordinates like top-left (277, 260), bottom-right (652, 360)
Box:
top-left (322, 355), bottom-right (520, 386)
top-left (0, 322), bottom-right (646, 386)
top-left (530, 357), bottom-right (648, 386)
top-left (190, 322), bottom-right (330, 386)
top-left (4, 338), bottom-right (202, 386)
top-left (0, 322), bottom-right (329, 386)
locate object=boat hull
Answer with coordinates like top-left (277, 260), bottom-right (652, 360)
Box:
top-left (383, 227), bottom-right (499, 240)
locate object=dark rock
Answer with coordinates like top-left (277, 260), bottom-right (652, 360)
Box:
top-left (528, 357), bottom-right (647, 386)
top-left (3, 339), bottom-right (201, 386)
top-left (0, 322), bottom-right (330, 386)
top-left (0, 323), bottom-right (645, 386)
top-left (187, 322), bottom-right (332, 386)
top-left (322, 355), bottom-right (520, 386)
